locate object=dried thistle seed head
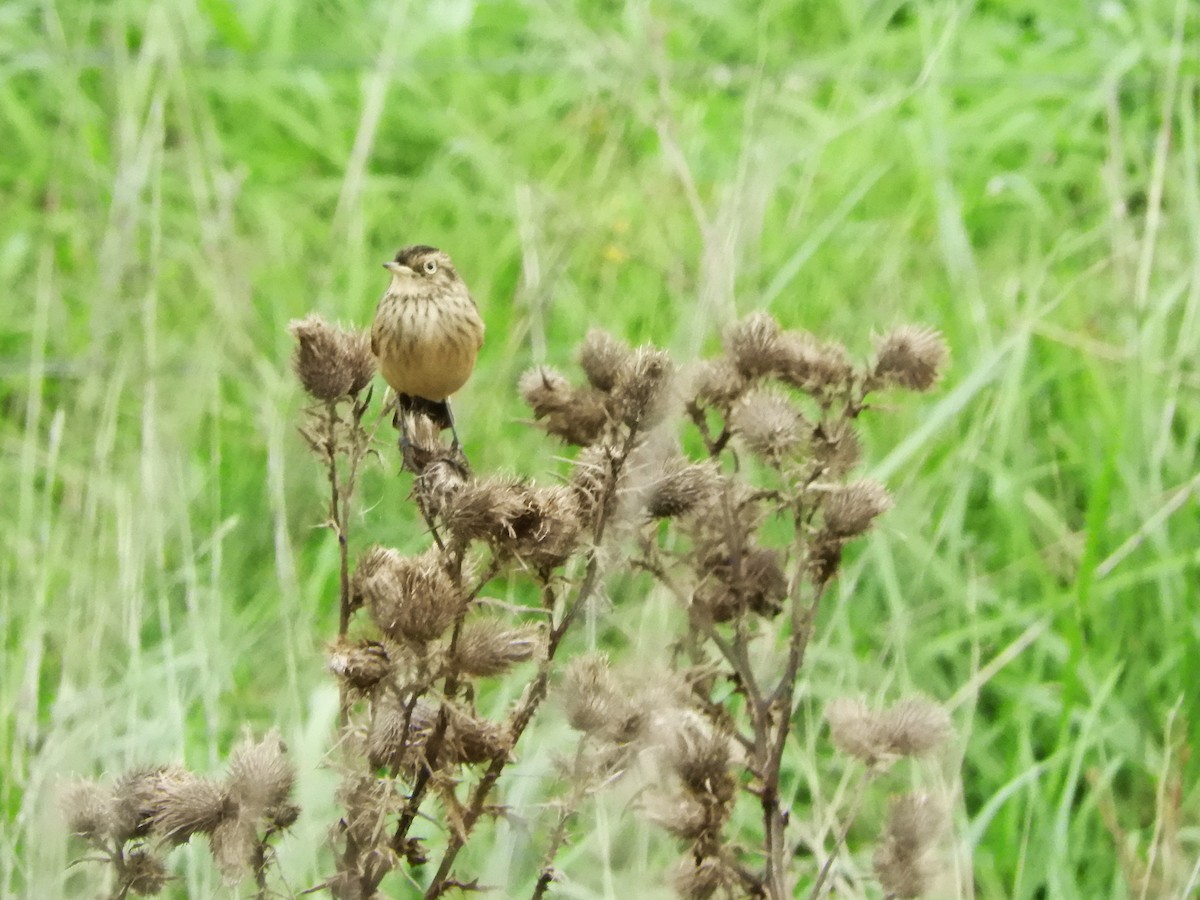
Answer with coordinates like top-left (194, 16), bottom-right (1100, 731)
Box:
top-left (579, 328), bottom-right (634, 392)
top-left (367, 696), bottom-right (436, 770)
top-left (446, 709), bottom-right (510, 764)
top-left (509, 484), bottom-right (583, 569)
top-left (807, 535), bottom-right (844, 587)
top-left (812, 418), bottom-right (862, 478)
top-left (673, 856), bottom-right (731, 900)
top-left (441, 477), bottom-right (529, 547)
top-left (288, 314), bottom-right (375, 401)
top-left (453, 620), bottom-right (544, 677)
top-left (641, 791), bottom-right (711, 841)
top-left (725, 312), bottom-right (787, 379)
top-left (210, 815), bottom-right (258, 884)
top-left (822, 479), bottom-right (893, 537)
top-left (694, 546), bottom-right (788, 622)
top-left (562, 653), bottom-right (627, 736)
top-left (327, 639), bottom-right (393, 694)
top-left (612, 346), bottom-right (674, 428)
top-left (730, 388), bottom-right (804, 460)
top-left (519, 366), bottom-right (610, 445)
top-left (122, 848), bottom-right (170, 896)
top-left (111, 765), bottom-right (188, 842)
top-left (354, 546), bottom-right (462, 644)
top-left (570, 443), bottom-right (621, 525)
top-left (645, 458), bottom-right (722, 519)
top-left (225, 729), bottom-right (295, 821)
top-left (873, 324), bottom-right (948, 392)
top-left (691, 356), bottom-right (748, 408)
top-left (60, 778), bottom-right (116, 842)
top-left (150, 773), bottom-right (231, 844)
top-left (668, 716), bottom-right (736, 802)
top-left (777, 329), bottom-right (855, 393)
top-left (826, 696), bottom-right (951, 766)
top-left (873, 792), bottom-right (946, 899)
top-left (876, 698), bottom-right (953, 758)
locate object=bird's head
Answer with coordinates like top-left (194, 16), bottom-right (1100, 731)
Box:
top-left (383, 245), bottom-right (460, 286)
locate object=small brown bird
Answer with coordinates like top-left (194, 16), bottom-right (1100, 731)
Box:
top-left (371, 245), bottom-right (485, 448)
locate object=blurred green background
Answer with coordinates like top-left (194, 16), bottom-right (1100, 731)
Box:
top-left (4, 0), bottom-right (1199, 896)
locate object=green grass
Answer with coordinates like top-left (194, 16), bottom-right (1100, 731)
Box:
top-left (4, 0), bottom-right (1199, 895)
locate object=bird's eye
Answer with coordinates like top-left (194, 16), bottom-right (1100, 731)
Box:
top-left (423, 259), bottom-right (438, 274)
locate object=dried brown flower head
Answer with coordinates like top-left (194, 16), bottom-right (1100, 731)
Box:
top-left (667, 715), bottom-right (736, 804)
top-left (59, 778), bottom-right (115, 842)
top-left (825, 696), bottom-right (951, 767)
top-left (570, 443), bottom-right (621, 526)
top-left (612, 346), bottom-right (674, 427)
top-left (776, 329), bottom-right (855, 393)
top-left (367, 697), bottom-right (436, 771)
top-left (150, 772), bottom-right (231, 844)
top-left (519, 366), bottom-right (610, 445)
top-left (873, 792), bottom-right (946, 898)
top-left (111, 765), bottom-right (188, 842)
top-left (691, 356), bottom-right (748, 409)
top-left (645, 458), bottom-right (722, 519)
top-left (822, 479), bottom-right (893, 538)
top-left (695, 546), bottom-right (788, 621)
top-left (443, 478), bottom-right (582, 568)
top-left (122, 848), bottom-right (171, 896)
top-left (579, 328), bottom-right (634, 392)
top-left (288, 314), bottom-right (375, 401)
top-left (354, 546), bottom-right (461, 644)
top-left (327, 639), bottom-right (393, 694)
top-left (873, 325), bottom-right (948, 392)
top-left (452, 620), bottom-right (544, 677)
top-left (210, 816), bottom-right (258, 884)
top-left (562, 654), bottom-right (639, 739)
top-left (724, 312), bottom-right (787, 379)
top-left (673, 856), bottom-right (732, 900)
top-left (225, 730), bottom-right (295, 822)
top-left (730, 388), bottom-right (804, 460)
top-left (811, 418), bottom-right (862, 478)
top-left (445, 708), bottom-right (510, 764)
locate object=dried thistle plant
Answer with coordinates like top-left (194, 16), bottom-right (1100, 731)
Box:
top-left (64, 312), bottom-right (950, 899)
top-left (60, 732), bottom-right (297, 896)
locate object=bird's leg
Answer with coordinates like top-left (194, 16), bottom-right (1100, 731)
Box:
top-left (445, 399), bottom-right (462, 452)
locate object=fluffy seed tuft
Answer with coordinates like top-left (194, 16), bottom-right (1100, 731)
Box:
top-left (123, 848), bottom-right (171, 896)
top-left (289, 314), bottom-right (375, 401)
top-left (873, 325), bottom-right (948, 392)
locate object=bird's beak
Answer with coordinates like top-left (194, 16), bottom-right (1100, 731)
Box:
top-left (383, 261), bottom-right (413, 275)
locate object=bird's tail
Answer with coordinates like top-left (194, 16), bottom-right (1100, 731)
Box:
top-left (397, 394), bottom-right (453, 431)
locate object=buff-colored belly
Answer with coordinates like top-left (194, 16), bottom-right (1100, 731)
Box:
top-left (374, 297), bottom-right (484, 400)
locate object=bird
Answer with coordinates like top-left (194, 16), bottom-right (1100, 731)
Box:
top-left (370, 245), bottom-right (485, 450)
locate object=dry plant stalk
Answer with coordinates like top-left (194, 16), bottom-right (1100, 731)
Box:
top-left (61, 312), bottom-right (952, 899)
